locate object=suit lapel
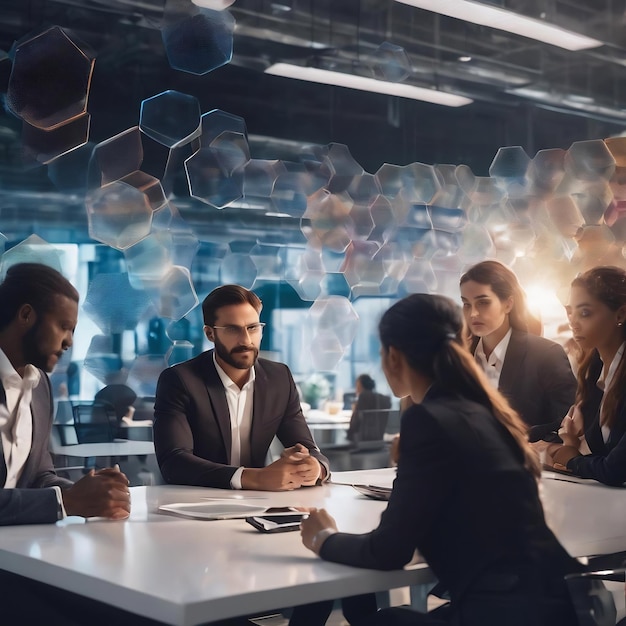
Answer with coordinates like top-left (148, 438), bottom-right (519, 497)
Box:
top-left (499, 330), bottom-right (526, 396)
top-left (18, 373), bottom-right (48, 487)
top-left (202, 352), bottom-right (233, 462)
top-left (250, 361), bottom-right (266, 466)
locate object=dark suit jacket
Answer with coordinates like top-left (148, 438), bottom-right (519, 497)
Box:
top-left (567, 351), bottom-right (626, 486)
top-left (0, 371), bottom-right (72, 526)
top-left (153, 350), bottom-right (329, 489)
top-left (494, 330), bottom-right (576, 429)
top-left (320, 387), bottom-right (581, 616)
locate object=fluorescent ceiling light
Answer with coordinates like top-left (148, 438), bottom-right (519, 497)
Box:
top-left (265, 63), bottom-right (473, 107)
top-left (394, 0), bottom-right (603, 51)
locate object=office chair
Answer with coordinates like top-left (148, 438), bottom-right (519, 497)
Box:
top-left (72, 402), bottom-right (117, 443)
top-left (565, 568), bottom-right (626, 626)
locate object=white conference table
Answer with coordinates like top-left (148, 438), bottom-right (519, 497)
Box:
top-left (50, 439), bottom-right (155, 458)
top-left (1, 468), bottom-right (625, 626)
top-left (0, 473), bottom-right (434, 626)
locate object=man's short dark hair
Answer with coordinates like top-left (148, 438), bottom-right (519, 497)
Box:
top-left (0, 263), bottom-right (79, 330)
top-left (202, 284), bottom-right (262, 326)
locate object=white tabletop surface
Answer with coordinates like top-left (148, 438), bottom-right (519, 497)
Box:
top-left (0, 475), bottom-right (433, 626)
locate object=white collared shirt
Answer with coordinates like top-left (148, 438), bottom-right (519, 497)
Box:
top-left (0, 349), bottom-right (40, 488)
top-left (213, 354), bottom-right (255, 489)
top-left (474, 328), bottom-right (513, 390)
top-left (597, 342), bottom-right (625, 443)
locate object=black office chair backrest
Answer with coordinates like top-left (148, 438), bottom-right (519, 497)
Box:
top-left (353, 409), bottom-right (390, 450)
top-left (72, 402), bottom-right (117, 443)
top-left (565, 568), bottom-right (624, 626)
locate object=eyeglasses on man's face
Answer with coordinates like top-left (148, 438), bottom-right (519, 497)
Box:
top-left (206, 323), bottom-right (266, 337)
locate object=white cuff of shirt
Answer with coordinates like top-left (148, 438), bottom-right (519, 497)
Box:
top-left (230, 466), bottom-right (245, 489)
top-left (51, 486), bottom-right (67, 520)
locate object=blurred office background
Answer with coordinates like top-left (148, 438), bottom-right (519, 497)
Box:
top-left (1, 0), bottom-right (625, 402)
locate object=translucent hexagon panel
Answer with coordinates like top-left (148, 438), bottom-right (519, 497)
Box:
top-left (376, 162), bottom-right (440, 204)
top-left (528, 149), bottom-right (566, 196)
top-left (162, 9), bottom-right (235, 75)
top-left (210, 131), bottom-right (250, 174)
top-left (431, 164), bottom-right (466, 210)
top-left (371, 41), bottom-right (411, 82)
top-left (124, 234), bottom-right (173, 290)
top-left (83, 272), bottom-right (152, 334)
top-left (302, 189), bottom-right (354, 253)
top-left (48, 141), bottom-right (93, 193)
top-left (323, 143), bottom-right (364, 194)
top-left (22, 113), bottom-right (90, 165)
top-left (220, 252), bottom-right (257, 288)
top-left (200, 109), bottom-right (247, 145)
top-left (307, 296), bottom-right (359, 349)
top-left (283, 246), bottom-right (324, 301)
top-left (128, 355), bottom-right (168, 397)
top-left (7, 26), bottom-right (95, 130)
top-left (489, 146), bottom-right (530, 196)
top-left (166, 340), bottom-right (194, 366)
top-left (399, 258), bottom-right (438, 295)
top-left (148, 265), bottom-right (198, 320)
top-left (140, 91), bottom-right (201, 148)
top-left (0, 235), bottom-right (64, 277)
top-left (306, 296), bottom-right (359, 370)
top-left (185, 145), bottom-right (244, 208)
top-left (340, 241), bottom-right (389, 298)
top-left (86, 180), bottom-right (154, 250)
top-left (83, 335), bottom-right (124, 384)
top-left (244, 159), bottom-right (287, 198)
top-left (88, 127), bottom-right (143, 189)
top-left (565, 139), bottom-right (616, 182)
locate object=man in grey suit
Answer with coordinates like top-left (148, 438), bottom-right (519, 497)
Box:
top-left (0, 263), bottom-right (130, 525)
top-left (154, 284), bottom-right (329, 490)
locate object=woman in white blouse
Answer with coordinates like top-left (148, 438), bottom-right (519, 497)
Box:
top-left (544, 266), bottom-right (626, 486)
top-left (459, 260), bottom-right (576, 438)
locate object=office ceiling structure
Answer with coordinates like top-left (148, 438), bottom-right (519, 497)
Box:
top-left (0, 0), bottom-right (626, 325)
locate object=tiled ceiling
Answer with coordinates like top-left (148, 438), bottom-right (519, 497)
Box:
top-left (1, 0), bottom-right (626, 242)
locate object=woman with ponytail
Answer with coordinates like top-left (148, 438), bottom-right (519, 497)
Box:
top-left (460, 260), bottom-right (576, 439)
top-left (543, 266), bottom-right (626, 486)
top-left (300, 294), bottom-right (581, 626)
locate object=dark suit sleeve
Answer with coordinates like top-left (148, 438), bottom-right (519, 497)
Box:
top-left (320, 407), bottom-right (450, 568)
top-left (274, 365), bottom-right (329, 479)
top-left (153, 366), bottom-right (238, 489)
top-left (567, 417), bottom-right (626, 487)
top-left (0, 488), bottom-right (60, 526)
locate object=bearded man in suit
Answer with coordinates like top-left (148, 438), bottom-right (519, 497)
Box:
top-left (154, 284), bottom-right (329, 490)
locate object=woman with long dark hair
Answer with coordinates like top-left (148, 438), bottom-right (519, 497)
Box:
top-left (300, 293), bottom-right (582, 626)
top-left (543, 266), bottom-right (626, 486)
top-left (460, 260), bottom-right (576, 439)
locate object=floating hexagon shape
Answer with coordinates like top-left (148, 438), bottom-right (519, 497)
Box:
top-left (0, 234), bottom-right (64, 277)
top-left (302, 189), bottom-right (354, 253)
top-left (371, 41), bottom-right (411, 83)
top-left (307, 296), bottom-right (359, 369)
top-left (162, 9), bottom-right (234, 75)
top-left (347, 172), bottom-right (382, 203)
top-left (283, 246), bottom-right (324, 301)
top-left (528, 148), bottom-right (566, 195)
top-left (399, 258), bottom-right (437, 295)
top-left (220, 252), bottom-right (257, 288)
top-left (244, 159), bottom-right (287, 198)
top-left (117, 171), bottom-right (167, 212)
top-left (489, 146), bottom-right (530, 181)
top-left (83, 334), bottom-right (124, 384)
top-left (82, 272), bottom-right (152, 334)
top-left (376, 162), bottom-right (440, 204)
top-left (458, 224), bottom-right (496, 264)
top-left (340, 241), bottom-right (386, 298)
top-left (166, 340), bottom-right (194, 366)
top-left (88, 127), bottom-right (143, 188)
top-left (210, 131), bottom-right (250, 174)
top-left (200, 109), bottom-right (247, 145)
top-left (570, 181), bottom-right (613, 225)
top-left (7, 26), bottom-right (95, 130)
top-left (323, 143), bottom-right (364, 194)
top-left (250, 244), bottom-right (283, 281)
top-left (128, 355), bottom-right (168, 397)
top-left (565, 139), bottom-right (616, 182)
top-left (429, 206), bottom-right (466, 233)
top-left (22, 113), bottom-right (91, 165)
top-left (140, 90), bottom-right (201, 148)
top-left (185, 144), bottom-right (244, 208)
top-left (368, 195), bottom-right (396, 243)
top-left (431, 164), bottom-right (467, 210)
top-left (86, 180), bottom-right (154, 250)
top-left (48, 141), bottom-right (93, 192)
top-left (546, 196), bottom-right (585, 238)
top-left (124, 234), bottom-right (173, 290)
top-left (149, 265), bottom-right (198, 320)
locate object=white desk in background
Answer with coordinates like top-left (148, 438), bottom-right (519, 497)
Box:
top-left (0, 477), bottom-right (433, 626)
top-left (50, 439), bottom-right (155, 459)
top-left (306, 409), bottom-right (352, 445)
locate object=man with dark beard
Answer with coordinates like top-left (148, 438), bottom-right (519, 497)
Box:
top-left (0, 262), bottom-right (131, 525)
top-left (153, 284), bottom-right (329, 490)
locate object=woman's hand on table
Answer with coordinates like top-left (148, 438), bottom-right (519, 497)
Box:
top-left (300, 508), bottom-right (338, 554)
